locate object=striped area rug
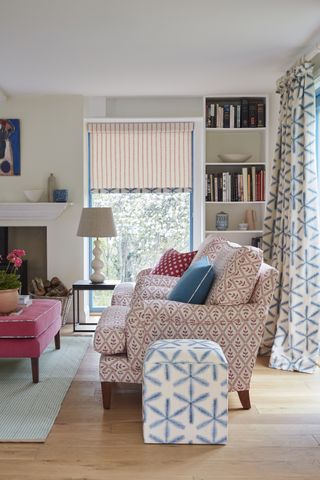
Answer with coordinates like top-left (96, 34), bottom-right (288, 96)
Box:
top-left (0, 336), bottom-right (91, 442)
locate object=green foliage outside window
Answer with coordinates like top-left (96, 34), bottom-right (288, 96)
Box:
top-left (91, 192), bottom-right (191, 307)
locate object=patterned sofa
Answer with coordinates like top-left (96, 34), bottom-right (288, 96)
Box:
top-left (94, 236), bottom-right (278, 410)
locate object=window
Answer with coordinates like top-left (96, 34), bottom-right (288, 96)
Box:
top-left (87, 121), bottom-right (194, 310)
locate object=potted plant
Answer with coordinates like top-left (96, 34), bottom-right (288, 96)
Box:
top-left (0, 249), bottom-right (26, 314)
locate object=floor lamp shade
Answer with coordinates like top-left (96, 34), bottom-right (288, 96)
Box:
top-left (77, 208), bottom-right (117, 283)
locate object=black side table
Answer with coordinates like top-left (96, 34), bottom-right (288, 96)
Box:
top-left (72, 280), bottom-right (118, 332)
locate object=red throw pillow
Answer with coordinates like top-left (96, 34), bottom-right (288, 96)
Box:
top-left (151, 249), bottom-right (198, 277)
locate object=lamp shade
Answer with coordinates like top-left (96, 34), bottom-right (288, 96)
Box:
top-left (77, 207), bottom-right (116, 238)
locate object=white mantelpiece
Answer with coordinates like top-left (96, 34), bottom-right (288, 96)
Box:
top-left (0, 203), bottom-right (72, 221)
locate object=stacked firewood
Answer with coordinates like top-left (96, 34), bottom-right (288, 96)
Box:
top-left (31, 277), bottom-right (69, 297)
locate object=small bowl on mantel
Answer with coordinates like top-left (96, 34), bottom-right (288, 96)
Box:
top-left (218, 153), bottom-right (252, 163)
top-left (23, 189), bottom-right (44, 202)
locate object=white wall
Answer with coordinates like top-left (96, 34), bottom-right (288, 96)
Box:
top-left (84, 96), bottom-right (203, 118)
top-left (0, 95), bottom-right (84, 289)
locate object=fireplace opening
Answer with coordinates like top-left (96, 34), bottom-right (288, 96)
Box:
top-left (0, 226), bottom-right (47, 294)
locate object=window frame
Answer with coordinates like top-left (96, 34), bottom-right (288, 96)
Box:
top-left (87, 125), bottom-right (195, 313)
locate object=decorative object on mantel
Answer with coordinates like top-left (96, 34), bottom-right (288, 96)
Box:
top-left (0, 249), bottom-right (26, 313)
top-left (24, 189), bottom-right (43, 202)
top-left (77, 207), bottom-right (117, 283)
top-left (245, 209), bottom-right (257, 230)
top-left (0, 119), bottom-right (20, 176)
top-left (216, 211), bottom-right (228, 231)
top-left (30, 276), bottom-right (72, 326)
top-left (47, 173), bottom-right (56, 202)
top-left (53, 189), bottom-right (68, 202)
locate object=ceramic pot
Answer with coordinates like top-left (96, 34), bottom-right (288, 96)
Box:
top-left (216, 211), bottom-right (229, 231)
top-left (0, 288), bottom-right (19, 314)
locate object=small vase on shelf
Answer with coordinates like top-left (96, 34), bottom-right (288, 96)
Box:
top-left (47, 173), bottom-right (56, 202)
top-left (216, 211), bottom-right (229, 231)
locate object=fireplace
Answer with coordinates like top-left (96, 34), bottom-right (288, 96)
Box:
top-left (0, 226), bottom-right (47, 294)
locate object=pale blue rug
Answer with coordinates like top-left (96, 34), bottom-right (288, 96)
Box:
top-left (0, 336), bottom-right (91, 442)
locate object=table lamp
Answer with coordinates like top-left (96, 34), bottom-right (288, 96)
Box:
top-left (77, 207), bottom-right (116, 283)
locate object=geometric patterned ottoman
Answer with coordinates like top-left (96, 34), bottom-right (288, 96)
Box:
top-left (143, 339), bottom-right (228, 444)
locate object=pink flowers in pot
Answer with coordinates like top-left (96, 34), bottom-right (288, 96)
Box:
top-left (0, 249), bottom-right (26, 290)
top-left (6, 249), bottom-right (26, 269)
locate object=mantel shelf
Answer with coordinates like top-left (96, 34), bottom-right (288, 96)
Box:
top-left (0, 202), bottom-right (73, 221)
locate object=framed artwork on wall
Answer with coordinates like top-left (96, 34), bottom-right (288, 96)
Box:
top-left (0, 119), bottom-right (20, 176)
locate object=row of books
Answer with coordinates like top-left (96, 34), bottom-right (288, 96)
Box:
top-left (206, 168), bottom-right (265, 202)
top-left (251, 236), bottom-right (262, 249)
top-left (206, 99), bottom-right (265, 128)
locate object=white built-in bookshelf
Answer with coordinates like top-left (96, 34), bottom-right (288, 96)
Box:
top-left (203, 95), bottom-right (268, 246)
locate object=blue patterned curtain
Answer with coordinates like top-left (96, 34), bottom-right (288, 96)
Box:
top-left (262, 61), bottom-right (320, 373)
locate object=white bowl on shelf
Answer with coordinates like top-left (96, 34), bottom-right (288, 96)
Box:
top-left (23, 189), bottom-right (43, 202)
top-left (218, 153), bottom-right (252, 163)
top-left (238, 223), bottom-right (249, 231)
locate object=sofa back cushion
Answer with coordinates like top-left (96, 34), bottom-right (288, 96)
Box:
top-left (192, 235), bottom-right (230, 264)
top-left (151, 248), bottom-right (197, 277)
top-left (205, 242), bottom-right (263, 305)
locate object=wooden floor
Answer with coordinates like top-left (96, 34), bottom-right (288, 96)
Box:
top-left (0, 334), bottom-right (320, 480)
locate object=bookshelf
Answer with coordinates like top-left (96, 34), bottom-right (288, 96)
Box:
top-left (203, 95), bottom-right (268, 246)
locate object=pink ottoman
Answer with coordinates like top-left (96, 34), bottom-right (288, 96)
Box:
top-left (0, 299), bottom-right (62, 383)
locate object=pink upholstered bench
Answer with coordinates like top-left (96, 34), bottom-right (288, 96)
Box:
top-left (0, 299), bottom-right (62, 383)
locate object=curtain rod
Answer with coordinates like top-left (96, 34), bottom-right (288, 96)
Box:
top-left (305, 44), bottom-right (320, 62)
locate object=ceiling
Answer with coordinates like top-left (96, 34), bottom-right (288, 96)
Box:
top-left (1, 0), bottom-right (320, 96)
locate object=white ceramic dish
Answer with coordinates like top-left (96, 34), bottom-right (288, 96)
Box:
top-left (24, 189), bottom-right (43, 202)
top-left (239, 223), bottom-right (249, 231)
top-left (218, 153), bottom-right (252, 163)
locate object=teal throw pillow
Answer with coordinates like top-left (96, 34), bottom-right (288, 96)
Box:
top-left (168, 256), bottom-right (216, 304)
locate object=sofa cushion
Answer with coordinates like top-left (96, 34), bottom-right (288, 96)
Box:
top-left (168, 257), bottom-right (216, 304)
top-left (192, 235), bottom-right (230, 263)
top-left (151, 248), bottom-right (197, 277)
top-left (94, 306), bottom-right (129, 355)
top-left (205, 242), bottom-right (263, 305)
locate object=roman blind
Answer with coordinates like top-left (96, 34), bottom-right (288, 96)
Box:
top-left (88, 122), bottom-right (194, 193)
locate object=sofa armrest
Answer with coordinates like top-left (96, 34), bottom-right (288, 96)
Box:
top-left (126, 299), bottom-right (267, 375)
top-left (136, 268), bottom-right (153, 282)
top-left (130, 275), bottom-right (179, 306)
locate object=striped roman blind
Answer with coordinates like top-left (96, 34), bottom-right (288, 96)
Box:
top-left (88, 122), bottom-right (194, 193)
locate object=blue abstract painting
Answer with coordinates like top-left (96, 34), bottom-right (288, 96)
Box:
top-left (0, 119), bottom-right (20, 176)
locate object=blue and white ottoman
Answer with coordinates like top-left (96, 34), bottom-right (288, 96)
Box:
top-left (143, 339), bottom-right (228, 445)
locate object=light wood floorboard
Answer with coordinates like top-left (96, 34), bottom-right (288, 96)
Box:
top-left (0, 331), bottom-right (320, 480)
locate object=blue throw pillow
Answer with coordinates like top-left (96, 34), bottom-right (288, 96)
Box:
top-left (167, 256), bottom-right (216, 304)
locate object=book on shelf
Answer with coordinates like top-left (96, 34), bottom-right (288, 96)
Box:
top-left (18, 294), bottom-right (32, 307)
top-left (1, 308), bottom-right (24, 316)
top-left (257, 102), bottom-right (265, 127)
top-left (205, 167), bottom-right (265, 202)
top-left (206, 98), bottom-right (265, 128)
top-left (251, 236), bottom-right (262, 249)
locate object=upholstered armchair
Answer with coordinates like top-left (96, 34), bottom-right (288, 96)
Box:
top-left (94, 237), bottom-right (278, 410)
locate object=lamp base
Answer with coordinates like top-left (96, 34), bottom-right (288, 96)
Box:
top-left (90, 238), bottom-right (105, 284)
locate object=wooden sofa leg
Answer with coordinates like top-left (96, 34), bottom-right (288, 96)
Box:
top-left (54, 331), bottom-right (61, 350)
top-left (101, 382), bottom-right (112, 409)
top-left (238, 390), bottom-right (251, 410)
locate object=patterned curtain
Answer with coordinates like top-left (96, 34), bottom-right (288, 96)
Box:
top-left (262, 61), bottom-right (320, 373)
